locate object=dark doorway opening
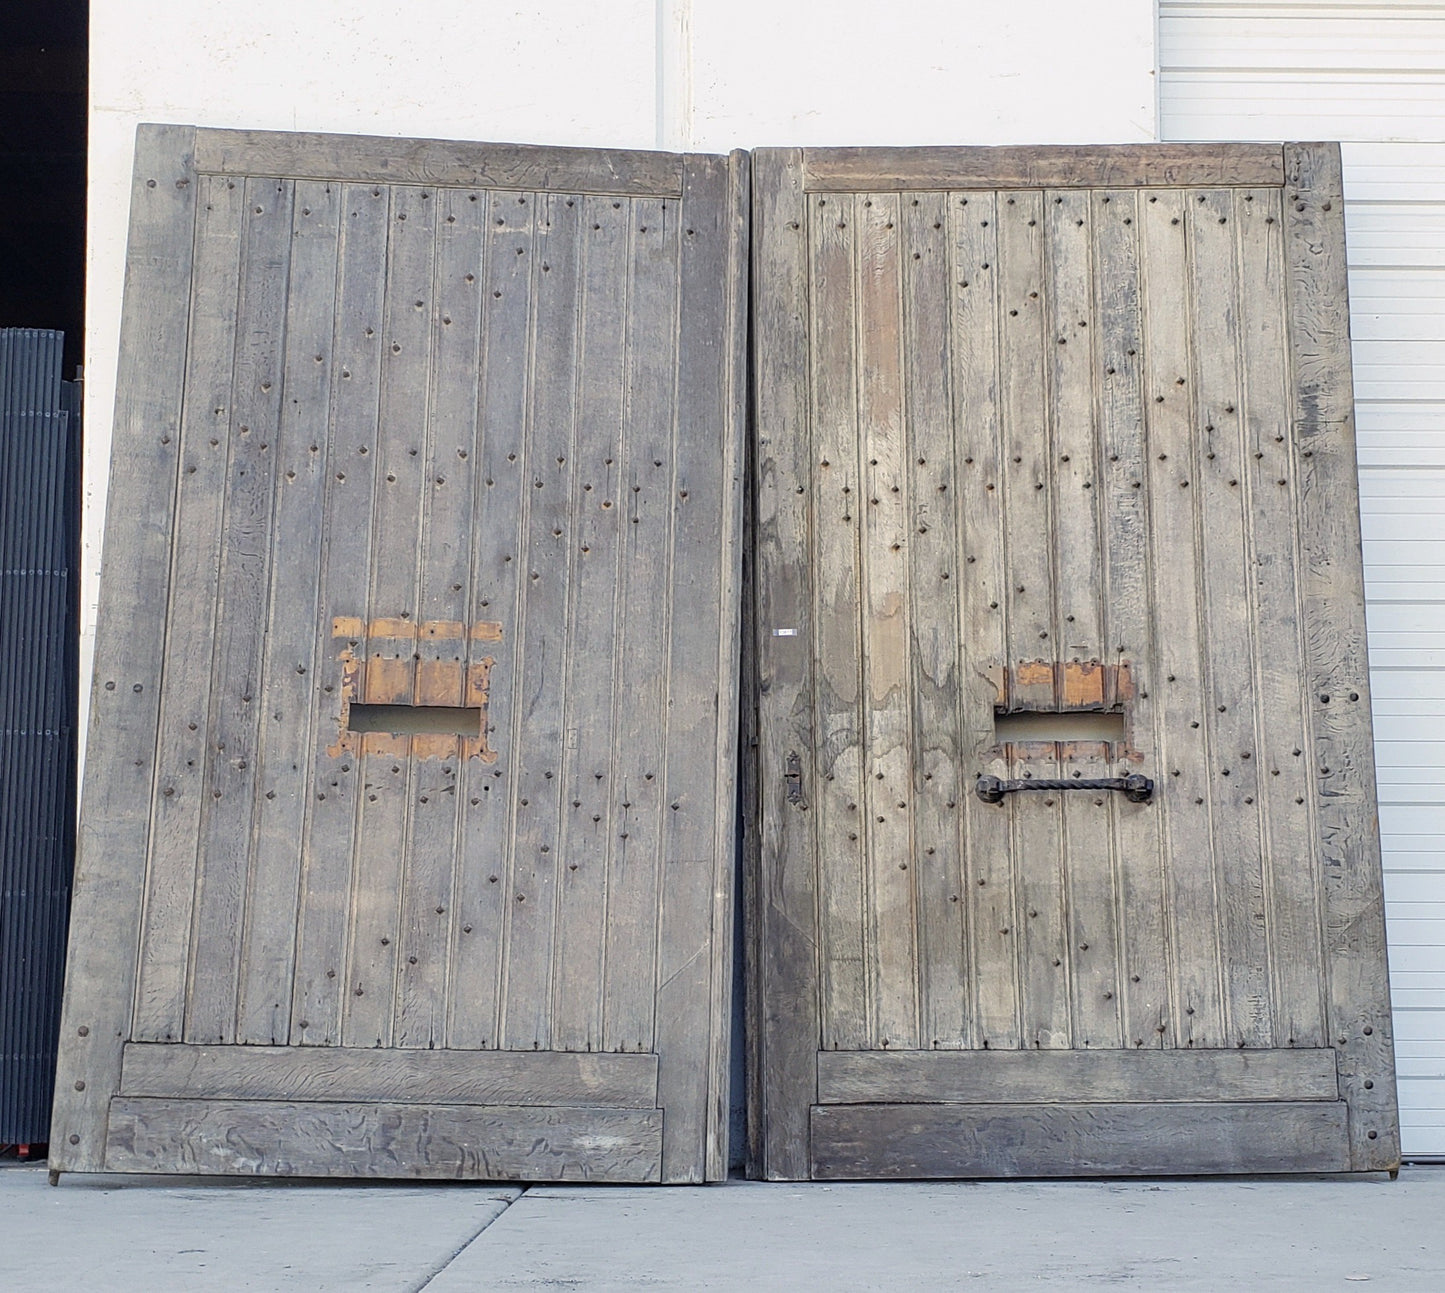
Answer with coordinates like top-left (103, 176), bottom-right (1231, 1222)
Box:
top-left (2, 2), bottom-right (87, 376)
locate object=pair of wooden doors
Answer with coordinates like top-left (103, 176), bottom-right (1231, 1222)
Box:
top-left (51, 129), bottom-right (1396, 1183)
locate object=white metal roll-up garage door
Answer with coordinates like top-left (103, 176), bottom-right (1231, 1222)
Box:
top-left (1161, 0), bottom-right (1445, 1156)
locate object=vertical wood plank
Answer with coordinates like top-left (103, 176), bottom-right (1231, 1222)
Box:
top-left (1093, 189), bottom-right (1169, 1051)
top-left (1047, 187), bottom-right (1120, 1051)
top-left (856, 191), bottom-right (919, 1051)
top-left (601, 195), bottom-right (678, 1054)
top-left (1286, 141), bottom-right (1398, 1169)
top-left (131, 172), bottom-right (242, 1042)
top-left (1236, 185), bottom-right (1326, 1050)
top-left (951, 190), bottom-right (1017, 1051)
top-left (343, 183), bottom-right (436, 1048)
top-left (290, 181), bottom-right (389, 1046)
top-left (1189, 188), bottom-right (1273, 1048)
top-left (236, 179), bottom-right (342, 1045)
top-left (186, 175), bottom-right (295, 1044)
top-left (500, 190), bottom-right (581, 1051)
top-left (901, 190), bottom-right (966, 1051)
top-left (1140, 187), bottom-right (1226, 1049)
top-left (750, 148), bottom-right (818, 1180)
top-left (552, 191), bottom-right (629, 1054)
top-left (998, 188), bottom-right (1069, 1049)
top-left (394, 185), bottom-right (484, 1048)
top-left (809, 191), bottom-right (867, 1051)
top-left (449, 190), bottom-right (531, 1051)
top-left (656, 153), bottom-right (738, 1181)
top-left (51, 124), bottom-right (197, 1171)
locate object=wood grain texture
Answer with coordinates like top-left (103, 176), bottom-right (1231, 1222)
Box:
top-left (58, 130), bottom-right (742, 1184)
top-left (816, 1048), bottom-right (1340, 1104)
top-left (810, 1100), bottom-right (1350, 1178)
top-left (119, 1043), bottom-right (657, 1107)
top-left (803, 144), bottom-right (1285, 194)
top-left (105, 1097), bottom-right (663, 1182)
top-left (195, 128), bottom-right (683, 197)
top-left (752, 143), bottom-right (1392, 1181)
top-left (1285, 142), bottom-right (1399, 1171)
top-left (750, 149), bottom-right (820, 1181)
top-left (49, 125), bottom-right (198, 1172)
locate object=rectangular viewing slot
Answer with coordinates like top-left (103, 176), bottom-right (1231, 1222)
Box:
top-left (346, 703), bottom-right (483, 737)
top-left (993, 710), bottom-right (1125, 743)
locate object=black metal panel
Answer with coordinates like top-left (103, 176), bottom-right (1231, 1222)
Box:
top-left (0, 328), bottom-right (79, 1145)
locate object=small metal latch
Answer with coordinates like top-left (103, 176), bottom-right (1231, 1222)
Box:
top-left (975, 773), bottom-right (1155, 805)
top-left (784, 751), bottom-right (805, 806)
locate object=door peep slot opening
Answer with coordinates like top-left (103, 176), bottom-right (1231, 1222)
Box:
top-left (993, 710), bottom-right (1126, 744)
top-left (346, 703), bottom-right (483, 738)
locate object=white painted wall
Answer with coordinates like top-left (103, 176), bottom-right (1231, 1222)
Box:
top-left (84, 0), bottom-right (1158, 696)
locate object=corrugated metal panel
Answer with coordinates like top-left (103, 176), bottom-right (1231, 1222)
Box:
top-left (1162, 0), bottom-right (1445, 1157)
top-left (0, 329), bottom-right (79, 1145)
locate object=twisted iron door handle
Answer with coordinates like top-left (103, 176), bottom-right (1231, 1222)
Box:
top-left (975, 774), bottom-right (1155, 804)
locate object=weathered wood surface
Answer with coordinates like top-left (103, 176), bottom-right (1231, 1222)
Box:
top-left (803, 144), bottom-right (1285, 194)
top-left (810, 1101), bottom-right (1350, 1179)
top-left (750, 149), bottom-right (821, 1181)
top-left (816, 1048), bottom-right (1340, 1104)
top-left (751, 143), bottom-right (1396, 1180)
top-left (194, 128), bottom-right (684, 197)
top-left (120, 1043), bottom-right (658, 1107)
top-left (105, 1098), bottom-right (663, 1182)
top-left (49, 124), bottom-right (198, 1172)
top-left (1286, 142), bottom-right (1399, 1172)
top-left (55, 129), bottom-right (745, 1184)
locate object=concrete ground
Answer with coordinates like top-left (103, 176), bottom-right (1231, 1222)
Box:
top-left (5, 1162), bottom-right (1445, 1291)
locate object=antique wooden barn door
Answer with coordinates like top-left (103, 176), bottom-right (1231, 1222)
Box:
top-left (749, 143), bottom-right (1399, 1178)
top-left (51, 126), bottom-right (746, 1183)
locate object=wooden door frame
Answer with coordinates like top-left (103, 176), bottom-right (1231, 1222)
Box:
top-left (50, 125), bottom-right (750, 1183)
top-left (746, 142), bottom-right (1397, 1179)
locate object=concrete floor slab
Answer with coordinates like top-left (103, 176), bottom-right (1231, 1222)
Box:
top-left (0, 1164), bottom-right (518, 1292)
top-left (435, 1172), bottom-right (1445, 1292)
top-left (6, 1164), bottom-right (1445, 1291)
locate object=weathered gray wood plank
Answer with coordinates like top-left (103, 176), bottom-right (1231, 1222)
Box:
top-left (598, 193), bottom-right (675, 1056)
top-left (119, 1042), bottom-right (658, 1106)
top-left (902, 190), bottom-right (967, 1051)
top-left (1236, 184), bottom-right (1327, 1050)
top-left (186, 175), bottom-right (295, 1045)
top-left (1092, 189), bottom-right (1169, 1052)
top-left (809, 190), bottom-right (868, 1052)
top-left (393, 185), bottom-right (483, 1049)
top-left (810, 1100), bottom-right (1349, 1178)
top-left (448, 189), bottom-right (532, 1050)
top-left (131, 171), bottom-right (243, 1043)
top-left (1046, 187), bottom-right (1120, 1051)
top-left (998, 189), bottom-right (1070, 1048)
top-left (802, 145), bottom-right (1285, 194)
top-left (1189, 187), bottom-right (1274, 1048)
top-left (856, 190), bottom-right (919, 1051)
top-left (750, 148), bottom-right (820, 1180)
top-left (951, 190), bottom-right (1017, 1051)
top-left (656, 153), bottom-right (741, 1182)
top-left (195, 128), bottom-right (684, 197)
top-left (549, 190), bottom-right (628, 1055)
top-left (816, 1047), bottom-right (1340, 1104)
top-left (1285, 142), bottom-right (1399, 1171)
top-left (343, 183), bottom-right (436, 1049)
top-left (237, 179), bottom-right (342, 1046)
top-left (105, 1097), bottom-right (664, 1182)
top-left (500, 190), bottom-right (580, 1051)
top-left (1139, 187), bottom-right (1226, 1049)
top-left (289, 182), bottom-right (389, 1046)
top-left (49, 123), bottom-right (198, 1173)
